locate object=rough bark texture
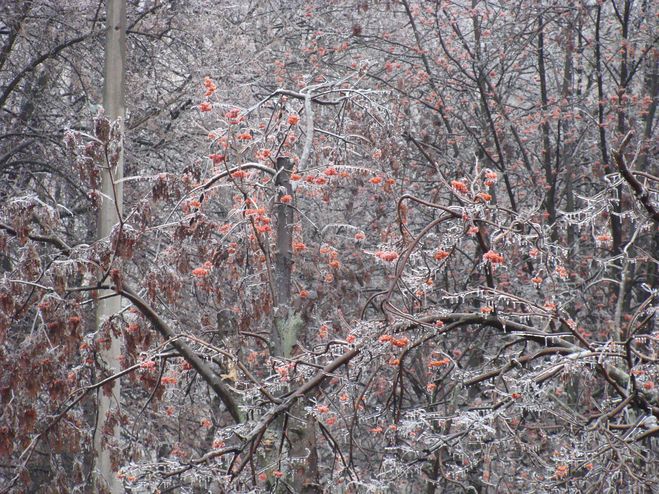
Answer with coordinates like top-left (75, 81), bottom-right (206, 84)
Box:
top-left (271, 157), bottom-right (320, 492)
top-left (272, 157), bottom-right (295, 357)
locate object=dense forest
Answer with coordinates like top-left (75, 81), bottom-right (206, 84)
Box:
top-left (0, 0), bottom-right (657, 492)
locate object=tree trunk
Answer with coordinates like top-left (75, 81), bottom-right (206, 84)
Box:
top-left (93, 1), bottom-right (125, 492)
top-left (271, 157), bottom-right (320, 493)
top-left (537, 15), bottom-right (557, 242)
top-left (272, 157), bottom-right (295, 357)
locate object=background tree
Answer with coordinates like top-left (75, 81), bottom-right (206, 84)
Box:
top-left (1, 1), bottom-right (657, 493)
top-left (93, 0), bottom-right (126, 492)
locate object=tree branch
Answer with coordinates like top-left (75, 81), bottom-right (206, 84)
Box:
top-left (612, 131), bottom-right (659, 223)
top-left (118, 284), bottom-right (242, 423)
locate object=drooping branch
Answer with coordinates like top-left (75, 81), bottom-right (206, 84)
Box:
top-left (612, 131), bottom-right (659, 223)
top-left (159, 162), bottom-right (277, 224)
top-left (160, 344), bottom-right (361, 480)
top-left (229, 346), bottom-right (361, 479)
top-left (119, 284), bottom-right (243, 423)
top-left (0, 221), bottom-right (243, 423)
top-left (397, 312), bottom-right (659, 411)
top-left (0, 222), bottom-right (72, 254)
top-left (0, 31), bottom-right (102, 110)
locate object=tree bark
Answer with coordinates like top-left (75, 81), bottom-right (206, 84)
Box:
top-left (594, 5), bottom-right (623, 255)
top-left (537, 15), bottom-right (557, 242)
top-left (93, 1), bottom-right (125, 492)
top-left (272, 157), bottom-right (295, 356)
top-left (270, 157), bottom-right (320, 492)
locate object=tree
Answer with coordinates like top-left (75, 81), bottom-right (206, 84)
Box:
top-left (93, 0), bottom-right (126, 492)
top-left (1, 1), bottom-right (657, 492)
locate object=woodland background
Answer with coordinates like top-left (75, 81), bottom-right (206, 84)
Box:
top-left (0, 0), bottom-right (657, 493)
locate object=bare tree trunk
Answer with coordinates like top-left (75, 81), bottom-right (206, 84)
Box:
top-left (537, 15), bottom-right (557, 242)
top-left (271, 157), bottom-right (320, 493)
top-left (614, 0), bottom-right (631, 327)
top-left (594, 5), bottom-right (622, 255)
top-left (560, 15), bottom-right (576, 251)
top-left (638, 1), bottom-right (659, 310)
top-left (272, 157), bottom-right (295, 357)
top-left (93, 1), bottom-right (125, 492)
